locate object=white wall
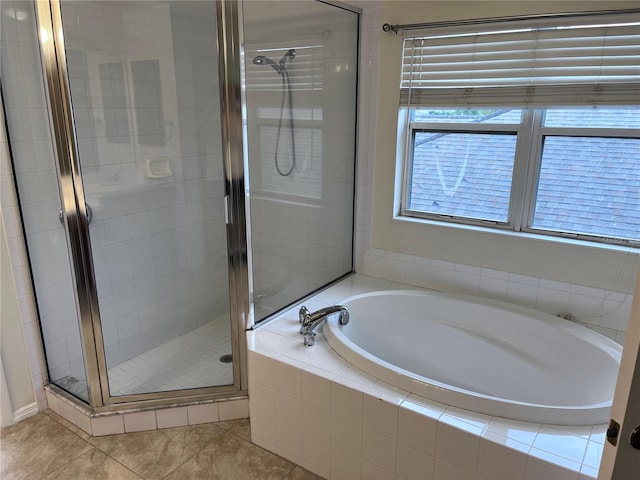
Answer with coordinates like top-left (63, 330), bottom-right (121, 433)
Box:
top-left (1, 218), bottom-right (36, 420)
top-left (369, 0), bottom-right (638, 291)
top-left (355, 1), bottom-right (638, 339)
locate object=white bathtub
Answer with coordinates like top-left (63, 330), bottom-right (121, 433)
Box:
top-left (323, 290), bottom-right (622, 425)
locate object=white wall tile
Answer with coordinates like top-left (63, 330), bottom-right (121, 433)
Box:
top-left (486, 417), bottom-right (538, 445)
top-left (435, 422), bottom-right (480, 475)
top-left (429, 267), bottom-right (455, 291)
top-left (453, 270), bottom-right (480, 295)
top-left (331, 447), bottom-right (362, 480)
top-left (331, 415), bottom-right (362, 457)
top-left (478, 433), bottom-right (528, 480)
top-left (331, 383), bottom-right (363, 425)
top-left (71, 406), bottom-right (93, 435)
top-left (250, 409), bottom-right (276, 448)
top-left (156, 406), bottom-right (188, 429)
top-left (532, 430), bottom-right (588, 464)
top-left (362, 428), bottom-right (396, 472)
top-left (301, 369), bottom-right (331, 412)
top-left (302, 433), bottom-right (331, 478)
top-left (363, 394), bottom-right (398, 439)
top-left (187, 403), bottom-right (219, 425)
top-left (275, 392), bottom-right (302, 429)
top-left (218, 398), bottom-right (249, 421)
top-left (275, 360), bottom-right (302, 399)
top-left (396, 443), bottom-right (435, 480)
top-left (249, 351), bottom-right (275, 388)
top-left (92, 415), bottom-right (125, 436)
top-left (525, 452), bottom-right (580, 480)
top-left (124, 411), bottom-right (157, 432)
top-left (581, 441), bottom-right (603, 470)
top-left (276, 421), bottom-right (302, 464)
top-left (302, 404), bottom-right (331, 443)
top-left (434, 458), bottom-right (475, 480)
top-left (507, 281), bottom-right (538, 308)
top-left (398, 404), bottom-right (437, 455)
top-left (362, 460), bottom-right (394, 480)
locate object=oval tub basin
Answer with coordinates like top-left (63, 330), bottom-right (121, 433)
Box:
top-left (323, 290), bottom-right (622, 425)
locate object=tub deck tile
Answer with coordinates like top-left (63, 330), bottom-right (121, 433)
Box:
top-left (248, 274), bottom-right (609, 480)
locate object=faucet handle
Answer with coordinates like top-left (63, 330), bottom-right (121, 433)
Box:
top-left (303, 331), bottom-right (316, 346)
top-left (299, 305), bottom-right (309, 324)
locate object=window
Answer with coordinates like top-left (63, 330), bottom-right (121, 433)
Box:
top-left (398, 15), bottom-right (640, 246)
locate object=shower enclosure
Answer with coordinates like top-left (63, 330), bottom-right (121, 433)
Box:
top-left (2, 0), bottom-right (358, 411)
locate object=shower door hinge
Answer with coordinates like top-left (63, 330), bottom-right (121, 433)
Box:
top-left (223, 195), bottom-right (231, 225)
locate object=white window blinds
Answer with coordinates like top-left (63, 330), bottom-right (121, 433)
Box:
top-left (400, 14), bottom-right (640, 107)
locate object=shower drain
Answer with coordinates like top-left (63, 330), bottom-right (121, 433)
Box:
top-left (219, 354), bottom-right (233, 363)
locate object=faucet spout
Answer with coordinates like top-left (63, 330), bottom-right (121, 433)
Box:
top-left (298, 305), bottom-right (349, 346)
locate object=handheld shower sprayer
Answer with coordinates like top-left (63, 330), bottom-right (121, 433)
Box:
top-left (251, 48), bottom-right (297, 177)
top-left (279, 48), bottom-right (296, 70)
top-left (252, 49), bottom-right (296, 74)
top-left (252, 55), bottom-right (280, 72)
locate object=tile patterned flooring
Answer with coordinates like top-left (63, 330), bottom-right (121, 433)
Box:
top-left (0, 411), bottom-right (320, 480)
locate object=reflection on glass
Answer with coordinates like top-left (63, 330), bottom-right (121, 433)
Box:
top-left (99, 62), bottom-right (131, 142)
top-left (409, 133), bottom-right (516, 223)
top-left (534, 136), bottom-right (640, 241)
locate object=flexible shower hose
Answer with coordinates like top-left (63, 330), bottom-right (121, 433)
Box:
top-left (274, 70), bottom-right (296, 176)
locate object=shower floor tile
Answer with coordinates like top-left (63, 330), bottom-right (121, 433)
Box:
top-left (108, 315), bottom-right (234, 397)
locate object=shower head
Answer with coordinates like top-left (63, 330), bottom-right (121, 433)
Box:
top-left (253, 49), bottom-right (296, 74)
top-left (279, 49), bottom-right (296, 69)
top-left (253, 55), bottom-right (281, 73)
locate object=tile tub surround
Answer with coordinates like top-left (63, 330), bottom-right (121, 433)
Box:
top-left (247, 274), bottom-right (607, 480)
top-left (362, 249), bottom-right (635, 345)
top-left (44, 385), bottom-right (249, 437)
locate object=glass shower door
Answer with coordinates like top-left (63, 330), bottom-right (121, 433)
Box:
top-left (243, 1), bottom-right (358, 321)
top-left (58, 0), bottom-right (234, 397)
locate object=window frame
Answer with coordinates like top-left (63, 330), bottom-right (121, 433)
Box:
top-left (399, 107), bottom-right (640, 247)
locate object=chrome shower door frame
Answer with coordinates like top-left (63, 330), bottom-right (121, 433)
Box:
top-left (34, 0), bottom-right (248, 410)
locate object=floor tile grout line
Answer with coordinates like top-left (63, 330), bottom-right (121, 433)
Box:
top-left (101, 450), bottom-right (146, 480)
top-left (3, 412), bottom-right (321, 480)
top-left (154, 425), bottom-right (229, 480)
top-left (280, 463), bottom-right (299, 480)
top-left (32, 419), bottom-right (96, 480)
top-left (42, 409), bottom-right (91, 440)
top-left (0, 414), bottom-right (41, 439)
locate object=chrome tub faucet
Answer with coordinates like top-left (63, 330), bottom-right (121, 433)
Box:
top-left (298, 305), bottom-right (349, 346)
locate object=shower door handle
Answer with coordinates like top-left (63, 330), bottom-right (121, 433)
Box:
top-left (59, 204), bottom-right (93, 225)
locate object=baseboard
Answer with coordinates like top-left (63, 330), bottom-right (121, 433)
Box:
top-left (13, 402), bottom-right (39, 423)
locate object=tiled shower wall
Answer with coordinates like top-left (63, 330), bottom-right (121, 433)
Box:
top-left (61, 1), bottom-right (230, 370)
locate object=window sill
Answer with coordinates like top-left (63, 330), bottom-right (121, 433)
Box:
top-left (393, 214), bottom-right (639, 254)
